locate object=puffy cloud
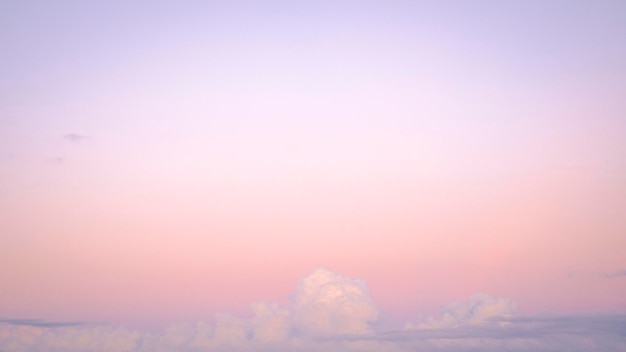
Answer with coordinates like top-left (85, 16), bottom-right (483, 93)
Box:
top-left (250, 302), bottom-right (291, 343)
top-left (185, 322), bottom-right (214, 351)
top-left (211, 313), bottom-right (248, 348)
top-left (1, 269), bottom-right (625, 352)
top-left (292, 268), bottom-right (379, 336)
top-left (156, 323), bottom-right (198, 350)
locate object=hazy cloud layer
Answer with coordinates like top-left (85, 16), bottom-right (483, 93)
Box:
top-left (0, 319), bottom-right (85, 328)
top-left (1, 269), bottom-right (624, 352)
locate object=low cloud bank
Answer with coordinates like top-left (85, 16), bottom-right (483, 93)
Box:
top-left (1, 268), bottom-right (624, 352)
top-left (405, 293), bottom-right (516, 329)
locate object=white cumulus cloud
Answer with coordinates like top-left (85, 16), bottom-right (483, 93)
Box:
top-left (292, 268), bottom-right (379, 336)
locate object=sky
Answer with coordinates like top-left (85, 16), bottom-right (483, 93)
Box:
top-left (1, 1), bottom-right (625, 351)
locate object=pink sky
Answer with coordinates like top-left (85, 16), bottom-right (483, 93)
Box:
top-left (1, 0), bottom-right (625, 335)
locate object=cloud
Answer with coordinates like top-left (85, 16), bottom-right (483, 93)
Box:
top-left (0, 319), bottom-right (86, 328)
top-left (63, 133), bottom-right (89, 142)
top-left (405, 293), bottom-right (516, 329)
top-left (391, 313), bottom-right (626, 351)
top-left (50, 156), bottom-right (65, 165)
top-left (0, 324), bottom-right (142, 352)
top-left (291, 268), bottom-right (379, 336)
top-left (604, 269), bottom-right (626, 278)
top-left (0, 269), bottom-right (625, 352)
top-left (250, 302), bottom-right (291, 343)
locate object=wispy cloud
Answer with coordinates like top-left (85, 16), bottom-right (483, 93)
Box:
top-left (41, 156), bottom-right (66, 165)
top-left (0, 318), bottom-right (86, 328)
top-left (604, 269), bottom-right (626, 278)
top-left (63, 133), bottom-right (89, 142)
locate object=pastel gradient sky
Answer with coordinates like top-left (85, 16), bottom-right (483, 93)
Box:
top-left (1, 0), bottom-right (625, 341)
